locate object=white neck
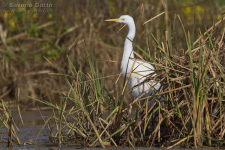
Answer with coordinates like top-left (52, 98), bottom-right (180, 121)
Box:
top-left (121, 21), bottom-right (136, 75)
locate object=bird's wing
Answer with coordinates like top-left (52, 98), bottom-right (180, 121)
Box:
top-left (131, 59), bottom-right (156, 78)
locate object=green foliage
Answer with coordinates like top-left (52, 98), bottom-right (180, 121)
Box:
top-left (41, 41), bottom-right (65, 60)
top-left (27, 23), bottom-right (39, 37)
top-left (4, 50), bottom-right (13, 62)
top-left (217, 0), bottom-right (225, 6)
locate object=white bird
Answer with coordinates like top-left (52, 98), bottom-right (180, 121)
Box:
top-left (105, 15), bottom-right (162, 108)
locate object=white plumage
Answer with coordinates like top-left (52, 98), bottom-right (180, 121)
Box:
top-left (106, 15), bottom-right (161, 107)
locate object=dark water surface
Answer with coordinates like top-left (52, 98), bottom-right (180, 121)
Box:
top-left (0, 109), bottom-right (221, 150)
top-left (0, 109), bottom-right (52, 149)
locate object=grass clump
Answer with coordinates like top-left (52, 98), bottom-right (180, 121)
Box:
top-left (29, 14), bottom-right (225, 149)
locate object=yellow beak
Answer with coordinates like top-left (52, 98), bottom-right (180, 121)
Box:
top-left (105, 18), bottom-right (120, 22)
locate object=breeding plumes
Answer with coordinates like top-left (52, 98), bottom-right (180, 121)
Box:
top-left (105, 15), bottom-right (162, 107)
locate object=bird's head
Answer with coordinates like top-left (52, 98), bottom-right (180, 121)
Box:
top-left (105, 15), bottom-right (134, 25)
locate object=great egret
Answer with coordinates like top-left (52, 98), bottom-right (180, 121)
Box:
top-left (105, 15), bottom-right (162, 108)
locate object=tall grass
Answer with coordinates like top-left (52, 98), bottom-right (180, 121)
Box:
top-left (1, 0), bottom-right (224, 106)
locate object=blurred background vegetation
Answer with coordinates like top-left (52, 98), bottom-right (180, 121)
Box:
top-left (0, 0), bottom-right (225, 107)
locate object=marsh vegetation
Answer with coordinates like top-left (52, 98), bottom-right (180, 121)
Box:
top-left (0, 0), bottom-right (225, 149)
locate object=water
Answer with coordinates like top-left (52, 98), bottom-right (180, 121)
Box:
top-left (0, 109), bottom-right (51, 149)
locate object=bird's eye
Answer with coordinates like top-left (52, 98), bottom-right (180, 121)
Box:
top-left (121, 18), bottom-right (125, 21)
